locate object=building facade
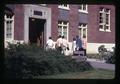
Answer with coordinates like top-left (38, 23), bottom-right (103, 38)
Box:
top-left (4, 4), bottom-right (115, 54)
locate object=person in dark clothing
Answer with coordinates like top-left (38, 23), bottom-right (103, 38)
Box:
top-left (76, 35), bottom-right (83, 51)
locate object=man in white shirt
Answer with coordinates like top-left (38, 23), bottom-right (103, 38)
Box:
top-left (61, 36), bottom-right (69, 55)
top-left (56, 35), bottom-right (63, 52)
top-left (46, 37), bottom-right (54, 50)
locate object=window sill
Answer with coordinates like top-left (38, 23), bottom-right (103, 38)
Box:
top-left (99, 29), bottom-right (111, 32)
top-left (58, 6), bottom-right (70, 10)
top-left (78, 10), bottom-right (88, 13)
top-left (105, 30), bottom-right (111, 32)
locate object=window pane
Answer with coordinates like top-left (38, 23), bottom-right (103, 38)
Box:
top-left (83, 24), bottom-right (86, 27)
top-left (64, 4), bottom-right (67, 7)
top-left (63, 26), bottom-right (67, 36)
top-left (79, 23), bottom-right (82, 27)
top-left (63, 26), bottom-right (67, 29)
top-left (105, 25), bottom-right (109, 30)
top-left (6, 21), bottom-right (12, 38)
top-left (106, 14), bottom-right (109, 24)
top-left (83, 5), bottom-right (86, 10)
top-left (99, 13), bottom-right (104, 23)
top-left (63, 22), bottom-right (67, 25)
top-left (105, 9), bottom-right (110, 13)
top-left (58, 21), bottom-right (62, 24)
top-left (58, 27), bottom-right (62, 36)
top-left (83, 29), bottom-right (86, 38)
top-left (99, 25), bottom-right (103, 29)
top-left (100, 7), bottom-right (104, 11)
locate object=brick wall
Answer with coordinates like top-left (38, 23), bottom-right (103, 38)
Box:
top-left (47, 5), bottom-right (59, 41)
top-left (14, 5), bottom-right (24, 40)
top-left (69, 5), bottom-right (79, 42)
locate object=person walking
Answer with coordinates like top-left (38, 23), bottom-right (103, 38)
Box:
top-left (46, 37), bottom-right (54, 50)
top-left (76, 35), bottom-right (83, 51)
top-left (82, 36), bottom-right (87, 56)
top-left (61, 36), bottom-right (69, 55)
top-left (56, 35), bottom-right (63, 52)
top-left (72, 37), bottom-right (77, 52)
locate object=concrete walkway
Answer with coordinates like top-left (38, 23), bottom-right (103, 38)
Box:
top-left (87, 58), bottom-right (115, 71)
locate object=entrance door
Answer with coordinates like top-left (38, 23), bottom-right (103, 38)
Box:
top-left (29, 18), bottom-right (46, 47)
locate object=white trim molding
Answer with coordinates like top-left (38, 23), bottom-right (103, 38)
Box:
top-left (87, 43), bottom-right (115, 54)
top-left (99, 7), bottom-right (111, 32)
top-left (58, 21), bottom-right (69, 41)
top-left (58, 4), bottom-right (70, 10)
top-left (78, 4), bottom-right (88, 13)
top-left (24, 4), bottom-right (51, 44)
top-left (4, 14), bottom-right (14, 47)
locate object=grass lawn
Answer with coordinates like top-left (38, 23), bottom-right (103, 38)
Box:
top-left (36, 69), bottom-right (114, 79)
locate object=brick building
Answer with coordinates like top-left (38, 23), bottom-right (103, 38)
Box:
top-left (4, 4), bottom-right (115, 54)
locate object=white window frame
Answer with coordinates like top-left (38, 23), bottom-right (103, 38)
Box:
top-left (99, 8), bottom-right (111, 32)
top-left (4, 14), bottom-right (14, 42)
top-left (58, 4), bottom-right (70, 10)
top-left (58, 21), bottom-right (69, 41)
top-left (78, 24), bottom-right (87, 40)
top-left (78, 4), bottom-right (88, 13)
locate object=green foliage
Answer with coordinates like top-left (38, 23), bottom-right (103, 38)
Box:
top-left (106, 47), bottom-right (115, 64)
top-left (5, 43), bottom-right (93, 79)
top-left (98, 45), bottom-right (115, 64)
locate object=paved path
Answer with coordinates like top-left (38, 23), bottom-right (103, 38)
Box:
top-left (87, 58), bottom-right (115, 71)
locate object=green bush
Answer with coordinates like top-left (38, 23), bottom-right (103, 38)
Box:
top-left (97, 45), bottom-right (115, 64)
top-left (106, 47), bottom-right (115, 64)
top-left (5, 43), bottom-right (93, 79)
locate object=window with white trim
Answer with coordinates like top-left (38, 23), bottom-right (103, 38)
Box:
top-left (78, 23), bottom-right (87, 39)
top-left (58, 21), bottom-right (69, 40)
top-left (99, 7), bottom-right (110, 32)
top-left (78, 4), bottom-right (88, 13)
top-left (58, 4), bottom-right (70, 10)
top-left (4, 14), bottom-right (14, 40)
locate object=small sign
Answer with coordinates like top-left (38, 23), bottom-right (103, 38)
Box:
top-left (34, 11), bottom-right (42, 16)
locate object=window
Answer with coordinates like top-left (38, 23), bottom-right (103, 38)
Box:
top-left (78, 23), bottom-right (87, 39)
top-left (78, 4), bottom-right (88, 13)
top-left (58, 21), bottom-right (69, 40)
top-left (4, 14), bottom-right (14, 40)
top-left (99, 7), bottom-right (110, 32)
top-left (58, 4), bottom-right (70, 10)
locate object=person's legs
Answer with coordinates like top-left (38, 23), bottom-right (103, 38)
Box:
top-left (84, 49), bottom-right (86, 56)
top-left (57, 46), bottom-right (62, 53)
top-left (62, 46), bottom-right (67, 55)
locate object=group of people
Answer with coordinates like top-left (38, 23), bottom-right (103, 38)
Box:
top-left (46, 35), bottom-right (86, 56)
top-left (46, 35), bottom-right (69, 54)
top-left (72, 35), bottom-right (86, 56)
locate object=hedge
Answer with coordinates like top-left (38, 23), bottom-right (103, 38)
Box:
top-left (4, 43), bottom-right (93, 79)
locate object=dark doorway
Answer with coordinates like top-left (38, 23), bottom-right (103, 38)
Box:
top-left (29, 18), bottom-right (46, 47)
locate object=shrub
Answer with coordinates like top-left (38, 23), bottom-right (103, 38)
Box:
top-left (5, 43), bottom-right (93, 79)
top-left (106, 47), bottom-right (115, 64)
top-left (97, 45), bottom-right (115, 64)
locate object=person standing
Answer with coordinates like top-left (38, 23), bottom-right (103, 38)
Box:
top-left (56, 35), bottom-right (63, 52)
top-left (82, 36), bottom-right (87, 56)
top-left (72, 37), bottom-right (77, 52)
top-left (61, 36), bottom-right (69, 55)
top-left (76, 35), bottom-right (83, 51)
top-left (46, 37), bottom-right (54, 50)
